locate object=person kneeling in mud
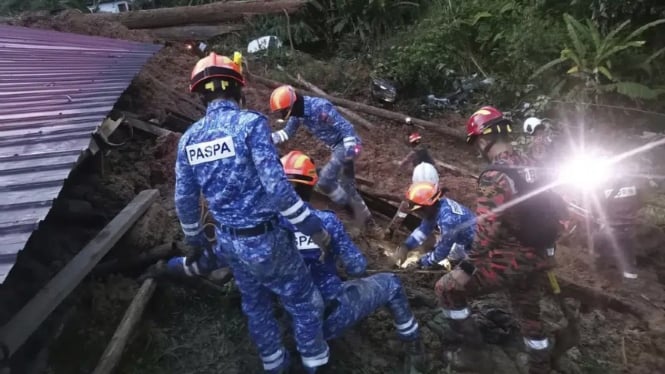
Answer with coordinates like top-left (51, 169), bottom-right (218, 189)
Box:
top-left (392, 182), bottom-right (475, 270)
top-left (280, 150), bottom-right (426, 372)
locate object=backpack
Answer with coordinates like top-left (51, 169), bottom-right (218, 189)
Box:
top-left (478, 164), bottom-right (567, 249)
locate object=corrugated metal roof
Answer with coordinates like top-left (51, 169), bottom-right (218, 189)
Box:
top-left (0, 25), bottom-right (162, 283)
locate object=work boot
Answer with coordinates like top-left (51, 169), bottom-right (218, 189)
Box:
top-left (519, 337), bottom-right (552, 374)
top-left (403, 338), bottom-right (426, 373)
top-left (444, 317), bottom-right (492, 374)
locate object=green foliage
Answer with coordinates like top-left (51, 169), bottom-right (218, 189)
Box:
top-left (532, 14), bottom-right (665, 101)
top-left (0, 0), bottom-right (86, 15)
top-left (249, 0), bottom-right (429, 52)
top-left (377, 0), bottom-right (568, 96)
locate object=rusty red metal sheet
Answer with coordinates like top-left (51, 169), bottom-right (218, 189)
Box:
top-left (0, 24), bottom-right (161, 282)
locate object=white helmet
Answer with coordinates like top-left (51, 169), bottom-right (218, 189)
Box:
top-left (412, 162), bottom-right (439, 186)
top-left (523, 117), bottom-right (543, 135)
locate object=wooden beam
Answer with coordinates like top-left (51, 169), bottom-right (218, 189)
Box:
top-left (121, 115), bottom-right (174, 137)
top-left (0, 190), bottom-right (159, 357)
top-left (97, 0), bottom-right (310, 29)
top-left (92, 279), bottom-right (157, 374)
top-left (143, 24), bottom-right (244, 41)
top-left (250, 74), bottom-right (466, 141)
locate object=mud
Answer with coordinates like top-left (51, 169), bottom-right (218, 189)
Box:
top-left (2, 9), bottom-right (664, 374)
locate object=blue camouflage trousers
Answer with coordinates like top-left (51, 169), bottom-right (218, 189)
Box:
top-left (317, 143), bottom-right (357, 206)
top-left (217, 226), bottom-right (329, 372)
top-left (324, 273), bottom-right (420, 342)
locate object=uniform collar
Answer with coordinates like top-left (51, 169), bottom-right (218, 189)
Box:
top-left (303, 96), bottom-right (313, 117)
top-left (206, 99), bottom-right (239, 115)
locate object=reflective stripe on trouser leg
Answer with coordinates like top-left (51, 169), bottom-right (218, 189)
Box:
top-left (523, 337), bottom-right (549, 351)
top-left (218, 227), bottom-right (329, 371)
top-left (440, 307), bottom-right (471, 320)
top-left (261, 348), bottom-right (287, 372)
top-left (323, 274), bottom-right (419, 341)
top-left (223, 251), bottom-right (284, 370)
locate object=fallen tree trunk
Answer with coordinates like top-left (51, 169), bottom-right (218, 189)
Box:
top-left (249, 74), bottom-right (466, 141)
top-left (98, 0), bottom-right (310, 29)
top-left (142, 24), bottom-right (244, 41)
top-left (92, 279), bottom-right (156, 374)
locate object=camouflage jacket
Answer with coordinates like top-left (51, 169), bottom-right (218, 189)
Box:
top-left (470, 150), bottom-right (551, 271)
top-left (275, 96), bottom-right (358, 147)
top-left (175, 99), bottom-right (322, 235)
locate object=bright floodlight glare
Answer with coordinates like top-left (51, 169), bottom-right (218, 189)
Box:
top-left (558, 154), bottom-right (611, 190)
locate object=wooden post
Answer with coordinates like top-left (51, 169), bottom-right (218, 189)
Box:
top-left (92, 279), bottom-right (157, 374)
top-left (0, 190), bottom-right (159, 358)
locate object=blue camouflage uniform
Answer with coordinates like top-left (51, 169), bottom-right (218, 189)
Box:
top-left (165, 246), bottom-right (228, 277)
top-left (404, 198), bottom-right (475, 267)
top-left (285, 206), bottom-right (420, 342)
top-left (175, 99), bottom-right (330, 373)
top-left (272, 97), bottom-right (363, 209)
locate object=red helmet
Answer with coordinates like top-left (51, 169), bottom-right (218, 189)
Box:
top-left (408, 132), bottom-right (422, 145)
top-left (466, 106), bottom-right (511, 143)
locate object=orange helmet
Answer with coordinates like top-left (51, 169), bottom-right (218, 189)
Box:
top-left (281, 150), bottom-right (318, 186)
top-left (270, 85), bottom-right (297, 112)
top-left (405, 182), bottom-right (441, 207)
top-left (189, 52), bottom-right (245, 93)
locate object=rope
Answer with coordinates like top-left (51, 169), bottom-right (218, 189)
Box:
top-left (199, 198), bottom-right (217, 243)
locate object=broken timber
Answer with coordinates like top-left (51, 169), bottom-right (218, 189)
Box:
top-left (250, 74), bottom-right (466, 141)
top-left (96, 0), bottom-right (310, 29)
top-left (142, 24), bottom-right (244, 41)
top-left (121, 115), bottom-right (174, 137)
top-left (92, 278), bottom-right (157, 374)
top-left (0, 189), bottom-right (159, 359)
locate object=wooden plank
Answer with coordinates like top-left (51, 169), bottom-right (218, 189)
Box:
top-left (122, 116), bottom-right (173, 137)
top-left (0, 189), bottom-right (159, 357)
top-left (92, 279), bottom-right (157, 374)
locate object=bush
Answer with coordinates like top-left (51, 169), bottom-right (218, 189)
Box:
top-left (376, 0), bottom-right (569, 96)
top-left (248, 0), bottom-right (430, 54)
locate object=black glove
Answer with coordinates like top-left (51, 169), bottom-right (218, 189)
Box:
top-left (310, 229), bottom-right (332, 262)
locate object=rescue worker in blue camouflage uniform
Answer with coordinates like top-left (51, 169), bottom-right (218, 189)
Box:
top-left (176, 52), bottom-right (331, 374)
top-left (280, 150), bottom-right (426, 372)
top-left (392, 182), bottom-right (475, 269)
top-left (269, 85), bottom-right (384, 239)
